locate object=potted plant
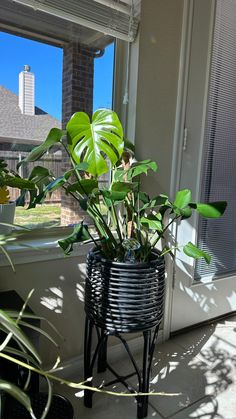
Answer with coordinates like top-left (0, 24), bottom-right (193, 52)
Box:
top-left (0, 159), bottom-right (36, 235)
top-left (18, 109), bottom-right (227, 418)
top-left (0, 230), bottom-right (75, 418)
top-left (17, 108), bottom-right (227, 268)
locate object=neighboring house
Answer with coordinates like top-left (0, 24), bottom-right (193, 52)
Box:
top-left (0, 66), bottom-right (61, 149)
top-left (0, 66), bottom-right (61, 201)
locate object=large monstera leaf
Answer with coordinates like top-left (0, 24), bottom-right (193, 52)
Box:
top-left (66, 109), bottom-right (123, 177)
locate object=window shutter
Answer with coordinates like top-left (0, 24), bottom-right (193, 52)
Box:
top-left (12, 0), bottom-right (140, 42)
top-left (195, 0), bottom-right (236, 279)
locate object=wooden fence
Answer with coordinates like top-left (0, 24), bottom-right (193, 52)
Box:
top-left (2, 150), bottom-right (62, 204)
top-left (2, 150), bottom-right (110, 206)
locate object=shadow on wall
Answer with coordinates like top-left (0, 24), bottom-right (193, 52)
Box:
top-left (40, 262), bottom-right (87, 313)
top-left (36, 259), bottom-right (88, 364)
top-left (0, 254), bottom-right (89, 367)
top-left (173, 261), bottom-right (235, 330)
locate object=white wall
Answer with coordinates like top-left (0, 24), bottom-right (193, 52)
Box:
top-left (0, 254), bottom-right (87, 366)
top-left (134, 0), bottom-right (184, 197)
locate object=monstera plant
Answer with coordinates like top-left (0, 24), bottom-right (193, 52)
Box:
top-left (17, 109), bottom-right (226, 264)
top-left (0, 159), bottom-right (36, 235)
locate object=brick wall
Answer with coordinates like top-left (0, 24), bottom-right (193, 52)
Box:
top-left (61, 43), bottom-right (94, 226)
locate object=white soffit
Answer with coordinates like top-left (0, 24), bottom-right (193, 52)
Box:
top-left (11, 0), bottom-right (140, 42)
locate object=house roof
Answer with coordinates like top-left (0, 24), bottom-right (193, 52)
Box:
top-left (0, 85), bottom-right (61, 147)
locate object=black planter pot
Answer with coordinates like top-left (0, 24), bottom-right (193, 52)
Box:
top-left (84, 249), bottom-right (166, 418)
top-left (85, 248), bottom-right (165, 333)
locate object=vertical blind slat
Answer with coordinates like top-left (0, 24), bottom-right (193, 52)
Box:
top-left (195, 0), bottom-right (236, 279)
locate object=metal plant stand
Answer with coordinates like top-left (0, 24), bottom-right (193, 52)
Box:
top-left (84, 249), bottom-right (165, 419)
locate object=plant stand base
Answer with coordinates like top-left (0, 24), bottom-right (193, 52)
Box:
top-left (84, 316), bottom-right (160, 419)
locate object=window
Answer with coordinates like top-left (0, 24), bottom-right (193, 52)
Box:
top-left (0, 31), bottom-right (115, 230)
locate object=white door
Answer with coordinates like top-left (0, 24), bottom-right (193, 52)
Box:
top-left (169, 0), bottom-right (236, 332)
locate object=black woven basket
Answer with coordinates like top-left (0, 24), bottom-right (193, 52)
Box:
top-left (85, 249), bottom-right (165, 333)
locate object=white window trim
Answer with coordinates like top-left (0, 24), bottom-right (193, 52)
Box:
top-left (0, 227), bottom-right (92, 267)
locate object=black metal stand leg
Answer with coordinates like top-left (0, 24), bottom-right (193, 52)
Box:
top-left (83, 322), bottom-right (160, 418)
top-left (84, 316), bottom-right (94, 408)
top-left (97, 329), bottom-right (107, 373)
top-left (137, 331), bottom-right (151, 419)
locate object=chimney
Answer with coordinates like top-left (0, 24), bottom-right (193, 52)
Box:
top-left (19, 65), bottom-right (35, 115)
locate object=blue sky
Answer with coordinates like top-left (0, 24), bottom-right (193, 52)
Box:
top-left (0, 31), bottom-right (114, 120)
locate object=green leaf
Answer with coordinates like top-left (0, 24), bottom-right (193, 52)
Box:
top-left (127, 160), bottom-right (157, 180)
top-left (3, 346), bottom-right (39, 367)
top-left (140, 214), bottom-right (163, 231)
top-left (58, 223), bottom-right (90, 254)
top-left (28, 166), bottom-right (52, 192)
top-left (79, 198), bottom-right (88, 211)
top-left (179, 207), bottom-right (192, 219)
top-left (44, 176), bottom-right (69, 193)
top-left (0, 159), bottom-right (8, 171)
top-left (101, 189), bottom-right (129, 202)
top-left (139, 192), bottom-right (150, 204)
top-left (174, 189), bottom-right (192, 209)
top-left (113, 168), bottom-right (125, 182)
top-left (65, 162), bottom-right (89, 176)
top-left (0, 310), bottom-right (41, 363)
top-left (0, 380), bottom-right (36, 419)
top-left (183, 242), bottom-right (211, 264)
top-left (111, 182), bottom-right (137, 193)
top-left (3, 175), bottom-right (36, 190)
top-left (67, 109), bottom-right (123, 177)
top-left (30, 191), bottom-right (45, 207)
top-left (190, 201), bottom-right (227, 218)
top-left (18, 320), bottom-right (58, 348)
top-left (28, 166), bottom-right (51, 183)
top-left (124, 138), bottom-right (135, 153)
top-left (66, 179), bottom-right (98, 195)
top-left (113, 161), bottom-right (157, 182)
top-left (172, 206), bottom-right (192, 218)
top-left (141, 194), bottom-right (169, 211)
top-left (5, 311), bottom-right (63, 339)
top-left (18, 128), bottom-right (64, 166)
top-left (35, 167), bottom-right (87, 203)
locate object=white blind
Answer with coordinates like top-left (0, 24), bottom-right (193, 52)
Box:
top-left (195, 0), bottom-right (236, 279)
top-left (12, 0), bottom-right (140, 42)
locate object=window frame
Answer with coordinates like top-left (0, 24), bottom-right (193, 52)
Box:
top-left (0, 33), bottom-right (117, 263)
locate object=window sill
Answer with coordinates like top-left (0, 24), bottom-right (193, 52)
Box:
top-left (0, 227), bottom-right (92, 267)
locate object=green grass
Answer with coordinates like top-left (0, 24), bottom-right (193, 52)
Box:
top-left (15, 205), bottom-right (61, 228)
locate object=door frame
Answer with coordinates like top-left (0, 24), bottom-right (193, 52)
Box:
top-left (163, 0), bottom-right (216, 338)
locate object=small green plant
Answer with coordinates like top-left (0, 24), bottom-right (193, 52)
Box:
top-left (0, 159), bottom-right (35, 205)
top-left (0, 291), bottom-right (61, 419)
top-left (18, 109), bottom-right (227, 264)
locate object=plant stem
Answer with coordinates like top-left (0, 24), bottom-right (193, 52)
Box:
top-left (160, 245), bottom-right (181, 257)
top-left (143, 215), bottom-right (179, 261)
top-left (111, 201), bottom-right (123, 243)
top-left (151, 215), bottom-right (179, 248)
top-left (83, 225), bottom-right (101, 250)
top-left (90, 203), bottom-right (118, 248)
